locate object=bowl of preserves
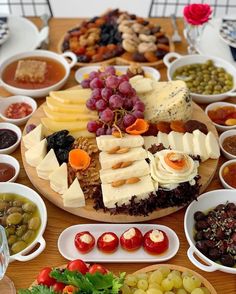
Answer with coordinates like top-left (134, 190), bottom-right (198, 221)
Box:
top-left (219, 130), bottom-right (236, 160)
top-left (0, 122), bottom-right (22, 155)
top-left (219, 159), bottom-right (236, 189)
top-left (205, 102), bottom-right (236, 132)
top-left (184, 189), bottom-right (236, 274)
top-left (0, 95), bottom-right (37, 126)
top-left (0, 154), bottom-right (20, 182)
top-left (0, 182), bottom-right (47, 262)
top-left (163, 52), bottom-right (236, 103)
top-left (0, 50), bottom-right (77, 98)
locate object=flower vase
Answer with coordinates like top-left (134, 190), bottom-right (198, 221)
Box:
top-left (185, 22), bottom-right (205, 54)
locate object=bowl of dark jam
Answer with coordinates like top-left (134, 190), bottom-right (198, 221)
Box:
top-left (0, 154), bottom-right (20, 182)
top-left (0, 122), bottom-right (22, 154)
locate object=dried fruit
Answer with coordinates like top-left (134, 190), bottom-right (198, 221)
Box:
top-left (170, 120), bottom-right (186, 133)
top-left (112, 179), bottom-right (126, 187)
top-left (156, 121), bottom-right (171, 133)
top-left (126, 118), bottom-right (149, 135)
top-left (116, 147), bottom-right (130, 154)
top-left (112, 162), bottom-right (123, 169)
top-left (120, 161), bottom-right (133, 168)
top-left (107, 146), bottom-right (120, 154)
top-left (126, 177), bottom-right (140, 184)
top-left (225, 118), bottom-right (236, 126)
top-left (69, 149), bottom-right (91, 170)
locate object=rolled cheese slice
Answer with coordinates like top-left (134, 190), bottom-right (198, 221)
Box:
top-left (25, 138), bottom-right (47, 167)
top-left (96, 134), bottom-right (144, 151)
top-left (62, 178), bottom-right (85, 208)
top-left (36, 149), bottom-right (59, 180)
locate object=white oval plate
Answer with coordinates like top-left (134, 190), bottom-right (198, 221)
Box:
top-left (58, 223), bottom-right (179, 263)
top-left (75, 66), bottom-right (161, 84)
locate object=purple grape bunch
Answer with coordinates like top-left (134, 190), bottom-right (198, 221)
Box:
top-left (82, 66), bottom-right (145, 136)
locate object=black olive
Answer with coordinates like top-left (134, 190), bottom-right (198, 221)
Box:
top-left (215, 204), bottom-right (225, 212)
top-left (194, 231), bottom-right (204, 241)
top-left (215, 228), bottom-right (225, 240)
top-left (196, 240), bottom-right (208, 255)
top-left (227, 209), bottom-right (236, 218)
top-left (205, 240), bottom-right (216, 248)
top-left (207, 216), bottom-right (215, 226)
top-left (194, 211), bottom-right (205, 221)
top-left (203, 230), bottom-right (213, 240)
top-left (195, 220), bottom-right (209, 231)
top-left (220, 254), bottom-right (235, 267)
top-left (226, 203), bottom-right (236, 211)
top-left (208, 248), bottom-right (221, 261)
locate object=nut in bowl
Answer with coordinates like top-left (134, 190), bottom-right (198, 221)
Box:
top-left (219, 129), bottom-right (236, 160)
top-left (0, 95), bottom-right (37, 126)
top-left (0, 154), bottom-right (20, 182)
top-left (0, 50), bottom-right (77, 98)
top-left (0, 122), bottom-right (22, 155)
top-left (163, 52), bottom-right (236, 103)
top-left (219, 159), bottom-right (236, 189)
top-left (184, 189), bottom-right (236, 274)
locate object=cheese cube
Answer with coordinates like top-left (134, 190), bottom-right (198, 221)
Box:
top-left (205, 132), bottom-right (220, 159)
top-left (168, 131), bottom-right (184, 151)
top-left (62, 178), bottom-right (85, 208)
top-left (36, 149), bottom-right (59, 180)
top-left (23, 124), bottom-right (43, 149)
top-left (183, 132), bottom-right (194, 156)
top-left (193, 130), bottom-right (209, 162)
top-left (100, 160), bottom-right (150, 184)
top-left (143, 136), bottom-right (159, 150)
top-left (157, 132), bottom-right (169, 148)
top-left (49, 163), bottom-right (68, 194)
top-left (25, 138), bottom-right (47, 167)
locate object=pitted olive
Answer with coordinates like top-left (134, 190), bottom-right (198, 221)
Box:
top-left (11, 240), bottom-right (27, 254)
top-left (16, 225), bottom-right (27, 237)
top-left (22, 203), bottom-right (36, 213)
top-left (6, 213), bottom-right (23, 225)
top-left (22, 230), bottom-right (35, 243)
top-left (28, 217), bottom-right (41, 230)
top-left (8, 235), bottom-right (17, 246)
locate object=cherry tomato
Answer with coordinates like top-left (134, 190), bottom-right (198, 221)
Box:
top-left (67, 259), bottom-right (89, 274)
top-left (37, 267), bottom-right (56, 287)
top-left (143, 229), bottom-right (169, 255)
top-left (74, 231), bottom-right (95, 254)
top-left (53, 282), bottom-right (65, 293)
top-left (89, 264), bottom-right (108, 275)
top-left (97, 232), bottom-right (119, 253)
top-left (120, 227), bottom-right (143, 251)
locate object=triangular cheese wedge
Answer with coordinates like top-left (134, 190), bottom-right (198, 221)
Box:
top-left (62, 178), bottom-right (85, 208)
top-left (25, 138), bottom-right (47, 167)
top-left (49, 163), bottom-right (68, 194)
top-left (23, 124), bottom-right (43, 149)
top-left (50, 89), bottom-right (92, 104)
top-left (36, 149), bottom-right (59, 180)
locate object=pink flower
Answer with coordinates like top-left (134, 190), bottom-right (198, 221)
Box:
top-left (183, 3), bottom-right (212, 26)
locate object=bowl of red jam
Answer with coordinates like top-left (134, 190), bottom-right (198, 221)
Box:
top-left (0, 95), bottom-right (37, 126)
top-left (0, 122), bottom-right (22, 155)
top-left (0, 154), bottom-right (20, 182)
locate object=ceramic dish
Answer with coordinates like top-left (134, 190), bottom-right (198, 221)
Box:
top-left (0, 18), bottom-right (10, 46)
top-left (219, 18), bottom-right (236, 49)
top-left (219, 159), bottom-right (236, 189)
top-left (219, 130), bottom-right (236, 160)
top-left (75, 65), bottom-right (161, 84)
top-left (0, 154), bottom-right (20, 182)
top-left (0, 95), bottom-right (37, 126)
top-left (58, 224), bottom-right (179, 263)
top-left (205, 101), bottom-right (236, 132)
top-left (0, 50), bottom-right (77, 98)
top-left (0, 122), bottom-right (22, 155)
top-left (163, 52), bottom-right (236, 104)
top-left (0, 182), bottom-right (47, 262)
top-left (184, 189), bottom-right (236, 274)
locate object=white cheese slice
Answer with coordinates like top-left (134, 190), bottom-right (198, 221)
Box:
top-left (168, 131), bottom-right (184, 151)
top-left (183, 132), bottom-right (194, 156)
top-left (129, 75), bottom-right (144, 83)
top-left (49, 163), bottom-right (68, 194)
top-left (130, 77), bottom-right (154, 93)
top-left (205, 131), bottom-right (220, 159)
top-left (96, 134), bottom-right (144, 151)
top-left (193, 130), bottom-right (209, 162)
top-left (25, 138), bottom-right (47, 167)
top-left (23, 124), bottom-right (43, 149)
top-left (100, 159), bottom-right (150, 184)
top-left (99, 147), bottom-right (147, 170)
top-left (36, 149), bottom-right (59, 180)
top-left (143, 136), bottom-right (159, 150)
top-left (62, 178), bottom-right (85, 208)
top-left (157, 132), bottom-right (169, 148)
top-left (102, 175), bottom-right (155, 208)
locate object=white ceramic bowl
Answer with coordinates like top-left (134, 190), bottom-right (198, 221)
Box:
top-left (75, 65), bottom-right (161, 83)
top-left (219, 159), bottom-right (236, 189)
top-left (0, 122), bottom-right (22, 155)
top-left (0, 95), bottom-right (37, 126)
top-left (163, 52), bottom-right (236, 104)
top-left (0, 50), bottom-right (77, 98)
top-left (0, 182), bottom-right (47, 262)
top-left (219, 130), bottom-right (236, 160)
top-left (0, 154), bottom-right (20, 182)
top-left (184, 189), bottom-right (236, 274)
top-left (205, 102), bottom-right (236, 132)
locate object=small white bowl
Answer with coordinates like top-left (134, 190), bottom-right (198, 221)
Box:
top-left (219, 159), bottom-right (236, 189)
top-left (0, 154), bottom-right (20, 182)
top-left (0, 122), bottom-right (22, 154)
top-left (0, 182), bottom-right (47, 262)
top-left (0, 50), bottom-right (77, 98)
top-left (163, 52), bottom-right (236, 104)
top-left (75, 65), bottom-right (161, 83)
top-left (205, 102), bottom-right (236, 132)
top-left (0, 95), bottom-right (37, 126)
top-left (219, 130), bottom-right (236, 160)
top-left (184, 189), bottom-right (236, 274)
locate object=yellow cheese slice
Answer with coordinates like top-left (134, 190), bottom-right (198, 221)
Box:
top-left (50, 89), bottom-right (91, 104)
top-left (36, 149), bottom-right (59, 180)
top-left (49, 163), bottom-right (68, 194)
top-left (41, 117), bottom-right (88, 132)
top-left (46, 96), bottom-right (87, 113)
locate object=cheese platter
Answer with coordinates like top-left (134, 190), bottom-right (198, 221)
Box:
top-left (21, 65), bottom-right (219, 222)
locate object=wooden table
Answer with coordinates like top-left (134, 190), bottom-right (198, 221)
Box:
top-left (1, 18), bottom-right (235, 293)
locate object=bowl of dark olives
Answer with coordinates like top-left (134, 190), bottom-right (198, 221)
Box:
top-left (163, 52), bottom-right (236, 104)
top-left (0, 182), bottom-right (47, 262)
top-left (184, 189), bottom-right (236, 274)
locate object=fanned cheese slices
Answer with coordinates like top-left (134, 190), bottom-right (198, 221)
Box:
top-left (50, 89), bottom-right (91, 105)
top-left (25, 138), bottom-right (47, 167)
top-left (36, 149), bottom-right (59, 180)
top-left (62, 178), bottom-right (85, 208)
top-left (49, 163), bottom-right (68, 194)
top-left (23, 124), bottom-right (43, 149)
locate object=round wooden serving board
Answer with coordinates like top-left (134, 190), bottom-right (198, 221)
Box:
top-left (21, 102), bottom-right (218, 223)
